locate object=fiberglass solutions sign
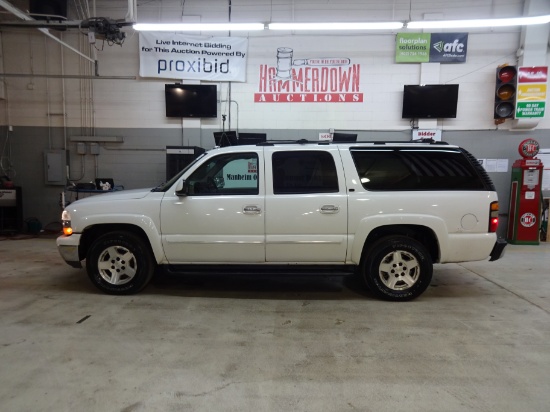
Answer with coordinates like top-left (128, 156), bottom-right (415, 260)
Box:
top-left (396, 33), bottom-right (468, 63)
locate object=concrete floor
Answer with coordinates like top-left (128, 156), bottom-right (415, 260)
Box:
top-left (0, 235), bottom-right (549, 412)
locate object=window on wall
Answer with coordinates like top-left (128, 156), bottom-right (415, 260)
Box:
top-left (187, 153), bottom-right (259, 195)
top-left (272, 151), bottom-right (339, 194)
top-left (350, 148), bottom-right (486, 191)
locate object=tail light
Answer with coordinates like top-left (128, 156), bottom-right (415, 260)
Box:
top-left (489, 201), bottom-right (499, 233)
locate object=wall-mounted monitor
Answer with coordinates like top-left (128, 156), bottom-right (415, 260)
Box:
top-left (402, 84), bottom-right (459, 119)
top-left (165, 84), bottom-right (217, 118)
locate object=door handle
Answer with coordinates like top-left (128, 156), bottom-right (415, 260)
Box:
top-left (243, 205), bottom-right (262, 214)
top-left (320, 205), bottom-right (340, 214)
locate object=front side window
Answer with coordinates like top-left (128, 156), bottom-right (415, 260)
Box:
top-left (186, 153), bottom-right (259, 195)
top-left (272, 151), bottom-right (338, 194)
top-left (351, 148), bottom-right (485, 191)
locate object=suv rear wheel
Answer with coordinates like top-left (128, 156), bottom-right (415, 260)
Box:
top-left (362, 236), bottom-right (432, 301)
top-left (86, 231), bottom-right (155, 295)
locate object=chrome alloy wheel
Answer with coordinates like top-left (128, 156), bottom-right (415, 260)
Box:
top-left (378, 250), bottom-right (420, 291)
top-left (97, 245), bottom-right (137, 285)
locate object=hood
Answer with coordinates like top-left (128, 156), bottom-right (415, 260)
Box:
top-left (70, 188), bottom-right (153, 204)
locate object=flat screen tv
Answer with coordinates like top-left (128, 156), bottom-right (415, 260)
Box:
top-left (402, 84), bottom-right (459, 119)
top-left (165, 84), bottom-right (217, 118)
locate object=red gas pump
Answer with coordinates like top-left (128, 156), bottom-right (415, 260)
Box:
top-left (507, 139), bottom-right (544, 245)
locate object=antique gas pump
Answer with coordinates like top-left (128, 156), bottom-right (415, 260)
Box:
top-left (507, 139), bottom-right (544, 245)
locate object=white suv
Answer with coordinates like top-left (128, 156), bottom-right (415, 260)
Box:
top-left (57, 140), bottom-right (506, 301)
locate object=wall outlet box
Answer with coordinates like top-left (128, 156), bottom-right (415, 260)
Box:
top-left (89, 143), bottom-right (100, 155)
top-left (76, 142), bottom-right (87, 155)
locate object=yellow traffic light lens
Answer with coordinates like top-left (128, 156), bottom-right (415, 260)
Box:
top-left (496, 84), bottom-right (515, 100)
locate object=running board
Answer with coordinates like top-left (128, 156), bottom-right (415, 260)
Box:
top-left (164, 264), bottom-right (356, 277)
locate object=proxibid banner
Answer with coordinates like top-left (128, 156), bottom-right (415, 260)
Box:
top-left (139, 32), bottom-right (248, 81)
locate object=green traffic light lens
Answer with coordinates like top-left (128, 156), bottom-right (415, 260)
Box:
top-left (495, 102), bottom-right (514, 117)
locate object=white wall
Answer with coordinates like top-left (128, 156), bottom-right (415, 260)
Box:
top-left (0, 0), bottom-right (547, 133)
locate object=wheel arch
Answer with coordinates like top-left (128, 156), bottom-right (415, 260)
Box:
top-left (79, 223), bottom-right (162, 263)
top-left (355, 223), bottom-right (441, 265)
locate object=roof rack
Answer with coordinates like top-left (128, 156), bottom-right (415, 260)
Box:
top-left (257, 139), bottom-right (322, 146)
top-left (410, 138), bottom-right (449, 145)
top-left (254, 138), bottom-right (449, 146)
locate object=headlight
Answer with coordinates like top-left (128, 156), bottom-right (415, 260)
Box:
top-left (61, 210), bottom-right (73, 236)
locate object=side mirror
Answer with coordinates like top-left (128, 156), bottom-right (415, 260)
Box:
top-left (175, 180), bottom-right (189, 196)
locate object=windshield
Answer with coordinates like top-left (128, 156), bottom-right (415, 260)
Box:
top-left (151, 152), bottom-right (208, 192)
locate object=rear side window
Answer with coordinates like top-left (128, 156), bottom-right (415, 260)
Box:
top-left (351, 148), bottom-right (487, 191)
top-left (272, 151), bottom-right (339, 194)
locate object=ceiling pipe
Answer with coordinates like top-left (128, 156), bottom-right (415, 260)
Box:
top-left (126, 0), bottom-right (137, 23)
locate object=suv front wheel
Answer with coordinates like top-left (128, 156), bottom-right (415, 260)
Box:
top-left (362, 236), bottom-right (433, 301)
top-left (86, 231), bottom-right (155, 295)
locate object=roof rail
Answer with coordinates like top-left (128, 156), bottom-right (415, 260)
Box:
top-left (411, 138), bottom-right (449, 145)
top-left (257, 139), bottom-right (326, 146)
top-left (251, 138), bottom-right (449, 146)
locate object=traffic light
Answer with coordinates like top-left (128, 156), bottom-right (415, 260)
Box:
top-left (494, 65), bottom-right (517, 120)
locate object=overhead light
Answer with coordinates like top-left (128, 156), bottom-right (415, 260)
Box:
top-left (407, 14), bottom-right (550, 29)
top-left (268, 22), bottom-right (404, 30)
top-left (133, 15), bottom-right (550, 32)
top-left (133, 23), bottom-right (265, 31)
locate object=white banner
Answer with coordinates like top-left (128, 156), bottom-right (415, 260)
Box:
top-left (139, 32), bottom-right (248, 82)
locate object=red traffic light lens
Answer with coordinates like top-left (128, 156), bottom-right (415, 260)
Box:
top-left (497, 66), bottom-right (517, 83)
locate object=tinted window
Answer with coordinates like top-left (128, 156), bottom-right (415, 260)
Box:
top-left (187, 153), bottom-right (259, 195)
top-left (272, 151), bottom-right (338, 194)
top-left (351, 148), bottom-right (486, 191)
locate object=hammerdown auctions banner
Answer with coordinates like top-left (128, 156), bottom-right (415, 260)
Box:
top-left (139, 32), bottom-right (248, 82)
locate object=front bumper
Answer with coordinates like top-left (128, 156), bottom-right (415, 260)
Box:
top-left (489, 237), bottom-right (507, 261)
top-left (56, 234), bottom-right (82, 268)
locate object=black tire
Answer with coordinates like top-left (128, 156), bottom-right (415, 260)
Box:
top-left (361, 236), bottom-right (432, 301)
top-left (86, 231), bottom-right (155, 295)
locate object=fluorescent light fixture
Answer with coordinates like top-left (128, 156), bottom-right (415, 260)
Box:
top-left (407, 14), bottom-right (550, 29)
top-left (133, 23), bottom-right (265, 31)
top-left (268, 22), bottom-right (404, 30)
